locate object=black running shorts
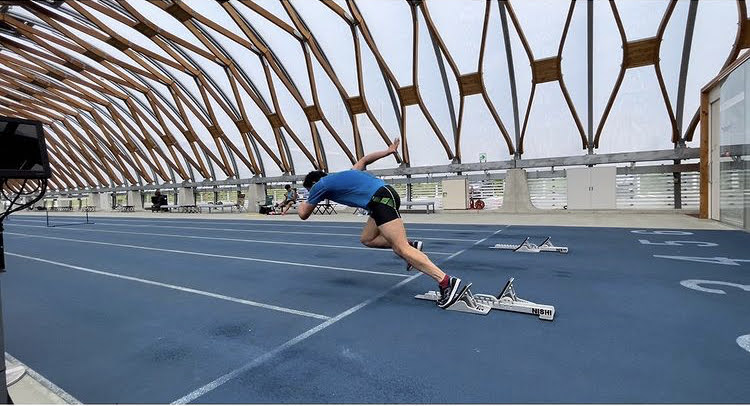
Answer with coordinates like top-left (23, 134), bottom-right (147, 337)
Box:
top-left (366, 185), bottom-right (401, 226)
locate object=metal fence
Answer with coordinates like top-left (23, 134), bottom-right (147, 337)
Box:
top-left (38, 170), bottom-right (702, 212)
top-left (383, 172), bottom-right (700, 211)
top-left (617, 172), bottom-right (699, 210)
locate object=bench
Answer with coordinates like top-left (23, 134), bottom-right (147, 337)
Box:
top-left (199, 203), bottom-right (241, 213)
top-left (158, 204), bottom-right (179, 212)
top-left (179, 205), bottom-right (200, 213)
top-left (401, 200), bottom-right (435, 214)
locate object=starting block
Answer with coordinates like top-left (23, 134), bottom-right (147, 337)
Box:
top-left (415, 278), bottom-right (555, 320)
top-left (490, 237), bottom-right (568, 254)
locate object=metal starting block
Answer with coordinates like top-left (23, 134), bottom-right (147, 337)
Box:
top-left (415, 278), bottom-right (555, 320)
top-left (490, 237), bottom-right (568, 254)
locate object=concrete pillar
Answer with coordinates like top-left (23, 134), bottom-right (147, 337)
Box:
top-left (103, 193), bottom-right (114, 211)
top-left (246, 183), bottom-right (266, 213)
top-left (127, 191), bottom-right (143, 210)
top-left (498, 169), bottom-right (539, 213)
top-left (177, 187), bottom-right (195, 206)
top-left (89, 192), bottom-right (112, 211)
top-left (88, 193), bottom-right (100, 210)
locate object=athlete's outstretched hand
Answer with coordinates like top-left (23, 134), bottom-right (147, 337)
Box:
top-left (353, 138), bottom-right (401, 170)
top-left (388, 138), bottom-right (400, 154)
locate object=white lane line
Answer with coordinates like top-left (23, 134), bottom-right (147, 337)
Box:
top-left (5, 352), bottom-right (82, 405)
top-left (7, 252), bottom-right (331, 320)
top-left (4, 232), bottom-right (409, 279)
top-left (7, 219), bottom-right (476, 242)
top-left (11, 216), bottom-right (492, 233)
top-left (171, 227), bottom-right (505, 404)
top-left (6, 223), bottom-right (452, 255)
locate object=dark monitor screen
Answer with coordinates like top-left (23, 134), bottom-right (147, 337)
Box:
top-left (0, 116), bottom-right (51, 179)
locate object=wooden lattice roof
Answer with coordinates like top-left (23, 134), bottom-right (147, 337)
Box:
top-left (0, 0), bottom-right (744, 191)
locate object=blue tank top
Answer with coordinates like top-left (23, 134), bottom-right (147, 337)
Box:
top-left (306, 170), bottom-right (385, 209)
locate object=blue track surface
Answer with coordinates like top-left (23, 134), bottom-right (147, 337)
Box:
top-left (1, 215), bottom-right (748, 403)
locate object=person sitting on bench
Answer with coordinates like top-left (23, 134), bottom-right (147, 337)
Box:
top-left (273, 185), bottom-right (297, 215)
top-left (151, 190), bottom-right (168, 212)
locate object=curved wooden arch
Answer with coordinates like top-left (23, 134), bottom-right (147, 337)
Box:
top-left (0, 0), bottom-right (742, 191)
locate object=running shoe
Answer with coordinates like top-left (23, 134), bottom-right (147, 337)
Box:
top-left (437, 276), bottom-right (464, 309)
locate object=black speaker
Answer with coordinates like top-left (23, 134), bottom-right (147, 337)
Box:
top-left (0, 117), bottom-right (51, 179)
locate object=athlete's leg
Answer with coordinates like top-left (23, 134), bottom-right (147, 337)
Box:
top-left (378, 218), bottom-right (445, 282)
top-left (359, 217), bottom-right (391, 248)
top-left (282, 201), bottom-right (293, 214)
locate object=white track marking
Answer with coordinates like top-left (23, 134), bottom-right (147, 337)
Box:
top-left (655, 255), bottom-right (750, 266)
top-left (7, 253), bottom-right (330, 320)
top-left (5, 353), bottom-right (82, 404)
top-left (679, 279), bottom-right (750, 295)
top-left (738, 335), bottom-right (750, 354)
top-left (11, 216), bottom-right (491, 233)
top-left (631, 230), bottom-right (694, 235)
top-left (171, 228), bottom-right (505, 404)
top-left (7, 219), bottom-right (476, 242)
top-left (4, 232), bottom-right (408, 278)
top-left (6, 223), bottom-right (452, 255)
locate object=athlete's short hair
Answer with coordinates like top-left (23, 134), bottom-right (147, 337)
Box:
top-left (303, 170), bottom-right (327, 190)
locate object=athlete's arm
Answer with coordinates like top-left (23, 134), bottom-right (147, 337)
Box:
top-left (352, 138), bottom-right (400, 170)
top-left (297, 202), bottom-right (315, 220)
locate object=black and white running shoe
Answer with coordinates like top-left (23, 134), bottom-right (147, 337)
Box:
top-left (437, 276), bottom-right (464, 309)
top-left (406, 240), bottom-right (423, 271)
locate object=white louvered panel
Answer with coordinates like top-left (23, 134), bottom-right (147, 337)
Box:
top-left (469, 180), bottom-right (504, 209)
top-left (616, 172), bottom-right (700, 209)
top-left (528, 178), bottom-right (567, 209)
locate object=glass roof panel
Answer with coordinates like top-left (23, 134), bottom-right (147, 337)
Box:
top-left (598, 67), bottom-right (674, 153)
top-left (523, 82), bottom-right (585, 159)
top-left (416, 12), bottom-right (454, 150)
top-left (292, 0), bottom-right (359, 97)
top-left (233, 2), bottom-right (313, 104)
top-left (359, 34), bottom-right (400, 147)
top-left (131, 0), bottom-right (212, 54)
top-left (356, 0), bottom-right (413, 86)
top-left (483, 3), bottom-right (517, 152)
top-left (254, 0), bottom-right (297, 27)
top-left (427, 0), bottom-right (486, 74)
top-left (615, 0), bottom-right (670, 40)
top-left (312, 55), bottom-right (356, 157)
top-left (683, 0), bottom-right (737, 144)
top-left (592, 0), bottom-right (621, 130)
top-left (511, 0), bottom-right (572, 59)
top-left (403, 104), bottom-right (449, 167)
top-left (79, 2), bottom-right (174, 63)
top-left (560, 0), bottom-right (588, 133)
top-left (267, 68), bottom-right (318, 168)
